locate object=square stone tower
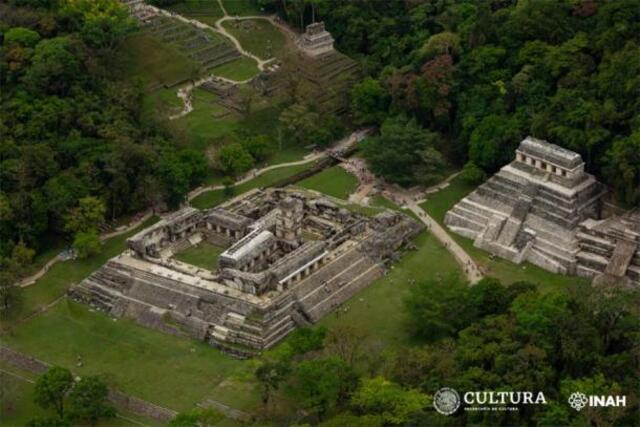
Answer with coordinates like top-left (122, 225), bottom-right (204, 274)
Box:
top-left (276, 197), bottom-right (304, 248)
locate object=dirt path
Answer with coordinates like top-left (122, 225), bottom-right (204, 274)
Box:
top-left (187, 129), bottom-right (369, 201)
top-left (406, 201), bottom-right (482, 284)
top-left (337, 158), bottom-right (482, 284)
top-left (216, 0), bottom-right (227, 16)
top-left (165, 9), bottom-right (298, 120)
top-left (349, 183), bottom-right (374, 204)
top-left (214, 16), bottom-right (277, 70)
top-left (16, 211), bottom-right (152, 289)
top-left (416, 171), bottom-right (462, 203)
top-left (16, 129), bottom-right (369, 291)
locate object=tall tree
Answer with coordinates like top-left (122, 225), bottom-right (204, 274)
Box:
top-left (33, 367), bottom-right (73, 419)
top-left (63, 196), bottom-right (105, 236)
top-left (286, 358), bottom-right (358, 420)
top-left (67, 376), bottom-right (115, 426)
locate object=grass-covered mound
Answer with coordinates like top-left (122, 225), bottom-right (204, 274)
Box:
top-left (122, 34), bottom-right (199, 90)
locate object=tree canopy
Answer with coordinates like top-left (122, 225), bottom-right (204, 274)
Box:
top-left (262, 0), bottom-right (640, 204)
top-left (0, 0), bottom-right (208, 261)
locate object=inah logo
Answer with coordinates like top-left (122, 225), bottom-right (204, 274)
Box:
top-left (568, 391), bottom-right (626, 411)
top-left (433, 387), bottom-right (461, 416)
top-left (568, 392), bottom-right (588, 411)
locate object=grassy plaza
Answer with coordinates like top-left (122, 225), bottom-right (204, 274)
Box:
top-left (173, 241), bottom-right (225, 270)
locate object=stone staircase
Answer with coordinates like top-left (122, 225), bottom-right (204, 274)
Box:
top-left (306, 264), bottom-right (381, 321)
top-left (604, 239), bottom-right (637, 277)
top-left (290, 245), bottom-right (383, 322)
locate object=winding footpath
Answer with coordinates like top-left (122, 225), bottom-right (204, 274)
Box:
top-left (151, 1), bottom-right (300, 120)
top-left (341, 160), bottom-right (483, 284)
top-left (187, 129), bottom-right (369, 201)
top-left (15, 131), bottom-right (368, 290)
top-left (406, 201), bottom-right (483, 284)
top-left (16, 211), bottom-right (152, 288)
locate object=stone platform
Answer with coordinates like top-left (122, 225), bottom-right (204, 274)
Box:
top-left (254, 22), bottom-right (360, 114)
top-left (576, 210), bottom-right (640, 287)
top-left (70, 188), bottom-right (422, 357)
top-left (445, 137), bottom-right (604, 275)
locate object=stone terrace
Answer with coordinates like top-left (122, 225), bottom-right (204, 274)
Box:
top-left (142, 15), bottom-right (241, 75)
top-left (445, 137), bottom-right (604, 275)
top-left (253, 22), bottom-right (360, 114)
top-left (70, 188), bottom-right (422, 357)
top-left (576, 210), bottom-right (640, 287)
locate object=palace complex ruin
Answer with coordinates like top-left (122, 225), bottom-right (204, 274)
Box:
top-left (445, 137), bottom-right (639, 287)
top-left (71, 189), bottom-right (422, 357)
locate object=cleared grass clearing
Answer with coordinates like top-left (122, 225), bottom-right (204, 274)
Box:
top-left (166, 92), bottom-right (307, 184)
top-left (142, 87), bottom-right (184, 118)
top-left (2, 300), bottom-right (259, 413)
top-left (121, 33), bottom-right (198, 90)
top-left (0, 363), bottom-right (163, 427)
top-left (222, 19), bottom-right (286, 60)
top-left (316, 232), bottom-right (460, 348)
top-left (420, 176), bottom-right (589, 291)
top-left (0, 217), bottom-right (159, 330)
top-left (169, 89), bottom-right (239, 151)
top-left (298, 166), bottom-right (359, 200)
top-left (0, 366), bottom-right (48, 427)
top-left (210, 56), bottom-right (260, 81)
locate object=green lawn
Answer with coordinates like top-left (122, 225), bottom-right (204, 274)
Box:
top-left (421, 175), bottom-right (476, 224)
top-left (169, 88), bottom-right (244, 153)
top-left (169, 92), bottom-right (291, 153)
top-left (169, 0), bottom-right (225, 21)
top-left (191, 162), bottom-right (313, 209)
top-left (0, 367), bottom-right (49, 427)
top-left (222, 0), bottom-right (264, 16)
top-left (0, 364), bottom-right (163, 427)
top-left (0, 217), bottom-right (159, 330)
top-left (174, 241), bottom-right (225, 270)
top-left (2, 301), bottom-right (260, 414)
top-left (169, 88), bottom-right (237, 151)
top-left (317, 232), bottom-right (460, 349)
top-left (121, 33), bottom-right (198, 90)
top-left (210, 56), bottom-right (260, 81)
top-left (142, 87), bottom-right (184, 119)
top-left (22, 235), bottom-right (66, 278)
top-left (420, 176), bottom-right (589, 291)
top-left (298, 166), bottom-right (359, 200)
top-left (222, 19), bottom-right (286, 60)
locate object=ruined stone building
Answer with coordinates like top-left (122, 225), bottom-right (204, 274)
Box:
top-left (71, 188), bottom-right (422, 357)
top-left (445, 137), bottom-right (639, 287)
top-left (254, 22), bottom-right (360, 114)
top-left (576, 210), bottom-right (640, 286)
